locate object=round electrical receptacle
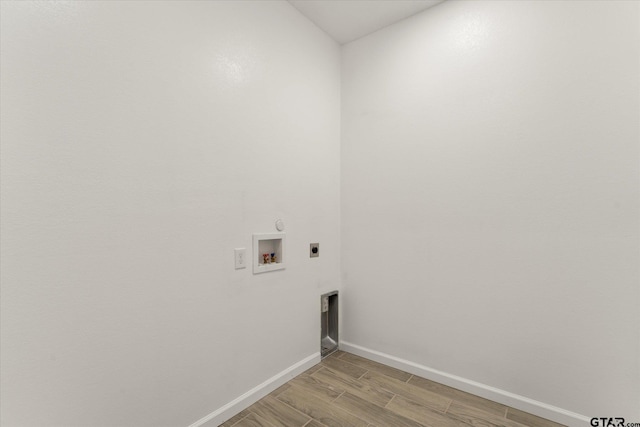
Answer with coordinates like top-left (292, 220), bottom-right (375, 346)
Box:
top-left (275, 219), bottom-right (284, 231)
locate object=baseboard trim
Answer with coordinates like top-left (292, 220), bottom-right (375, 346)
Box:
top-left (340, 341), bottom-right (589, 427)
top-left (188, 352), bottom-right (321, 427)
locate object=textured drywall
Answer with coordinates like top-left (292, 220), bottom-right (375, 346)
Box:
top-left (341, 0), bottom-right (639, 418)
top-left (0, 1), bottom-right (340, 425)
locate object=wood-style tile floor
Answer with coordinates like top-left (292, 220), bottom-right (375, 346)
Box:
top-left (219, 351), bottom-right (566, 427)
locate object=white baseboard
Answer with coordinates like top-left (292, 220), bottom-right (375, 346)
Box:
top-left (340, 341), bottom-right (589, 427)
top-left (188, 352), bottom-right (321, 427)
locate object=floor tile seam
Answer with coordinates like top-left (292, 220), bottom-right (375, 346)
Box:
top-left (269, 390), bottom-right (314, 426)
top-left (262, 414), bottom-right (277, 427)
top-left (407, 375), bottom-right (509, 418)
top-left (410, 383), bottom-right (502, 414)
top-left (283, 353), bottom-right (556, 427)
top-left (331, 392), bottom-right (378, 425)
top-left (330, 357), bottom-right (371, 379)
top-left (361, 377), bottom-right (449, 412)
top-left (504, 411), bottom-right (547, 427)
top-left (320, 362), bottom-right (367, 381)
top-left (331, 390), bottom-right (346, 403)
top-left (352, 372), bottom-right (395, 406)
top-left (304, 367), bottom-right (322, 376)
top-left (382, 401), bottom-right (441, 427)
top-left (358, 379), bottom-right (403, 405)
top-left (233, 411), bottom-right (278, 427)
top-left (341, 353), bottom-right (514, 422)
top-left (290, 374), bottom-right (347, 398)
top-left (341, 353), bottom-right (411, 382)
top-left (448, 398), bottom-right (514, 420)
top-left (436, 384), bottom-right (508, 413)
top-left (308, 368), bottom-right (354, 398)
top-left (444, 398), bottom-right (453, 414)
top-left (311, 368), bottom-right (355, 389)
top-left (303, 417), bottom-right (330, 427)
top-left (381, 385), bottom-right (453, 415)
top-left (295, 385), bottom-right (344, 405)
top-left (314, 370), bottom-right (394, 408)
top-left (270, 386), bottom-right (290, 399)
top-left (408, 381), bottom-right (456, 401)
top-left (383, 393), bottom-right (397, 409)
top-left (312, 366), bottom-right (327, 376)
top-left (357, 369), bottom-right (370, 380)
top-left (260, 411), bottom-right (282, 427)
top-left (278, 384), bottom-right (370, 427)
top-left (336, 390), bottom-right (433, 427)
top-left (227, 411), bottom-right (251, 427)
top-left (406, 376), bottom-right (458, 395)
top-left (447, 400), bottom-right (533, 427)
top-left (266, 352), bottom-right (557, 427)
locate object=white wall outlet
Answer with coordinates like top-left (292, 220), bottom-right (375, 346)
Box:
top-left (234, 248), bottom-right (246, 269)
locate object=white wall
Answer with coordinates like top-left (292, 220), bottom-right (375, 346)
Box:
top-left (0, 1), bottom-right (340, 426)
top-left (3, 0), bottom-right (638, 424)
top-left (342, 0), bottom-right (639, 420)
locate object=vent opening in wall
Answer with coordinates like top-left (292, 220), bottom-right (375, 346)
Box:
top-left (321, 291), bottom-right (338, 358)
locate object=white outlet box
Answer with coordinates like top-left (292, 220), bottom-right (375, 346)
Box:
top-left (252, 233), bottom-right (285, 274)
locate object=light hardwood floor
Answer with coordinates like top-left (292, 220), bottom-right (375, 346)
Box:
top-left (219, 351), bottom-right (566, 427)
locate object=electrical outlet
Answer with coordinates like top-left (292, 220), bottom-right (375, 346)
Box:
top-left (310, 243), bottom-right (319, 258)
top-left (234, 248), bottom-right (246, 269)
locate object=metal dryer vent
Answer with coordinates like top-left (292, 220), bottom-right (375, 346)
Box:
top-left (321, 291), bottom-right (338, 357)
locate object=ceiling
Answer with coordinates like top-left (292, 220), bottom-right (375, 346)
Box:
top-left (288, 0), bottom-right (444, 45)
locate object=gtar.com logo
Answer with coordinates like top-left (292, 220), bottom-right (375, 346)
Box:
top-left (591, 417), bottom-right (640, 427)
top-left (590, 419), bottom-right (625, 427)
